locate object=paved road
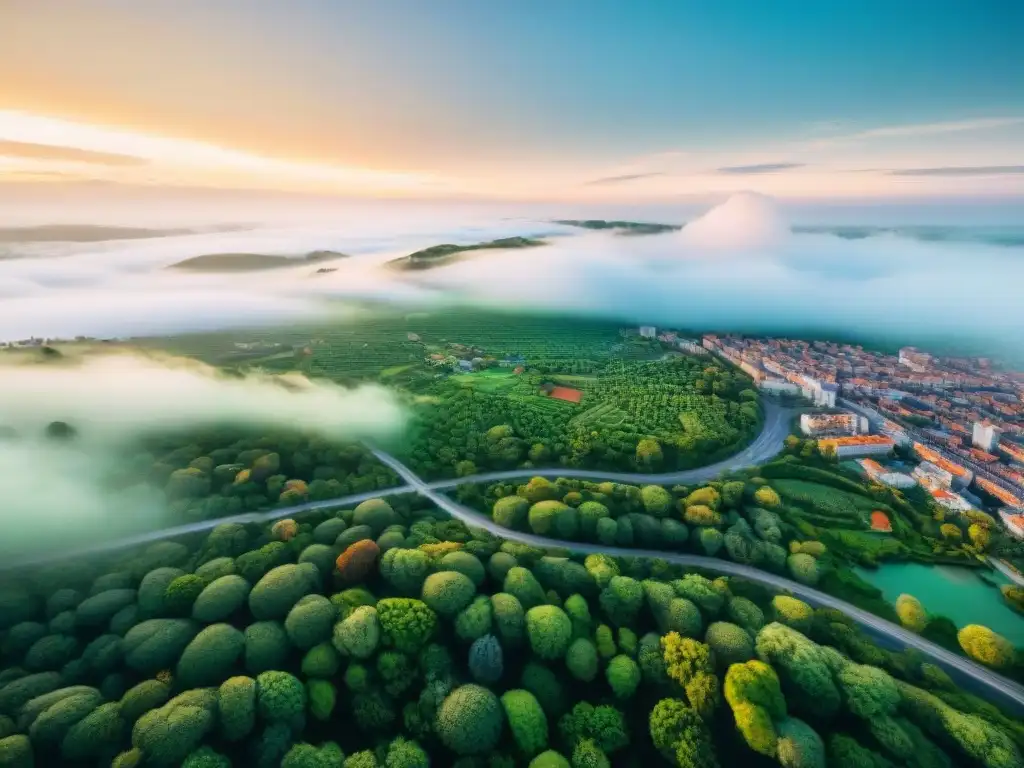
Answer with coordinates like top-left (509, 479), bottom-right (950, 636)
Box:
top-left (8, 400), bottom-right (1023, 712)
top-left (427, 400), bottom-right (793, 490)
top-left (372, 447), bottom-right (1024, 714)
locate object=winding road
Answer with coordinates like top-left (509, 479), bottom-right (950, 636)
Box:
top-left (8, 401), bottom-right (1024, 712)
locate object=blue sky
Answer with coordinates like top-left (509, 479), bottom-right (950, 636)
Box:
top-left (0, 0), bottom-right (1022, 199)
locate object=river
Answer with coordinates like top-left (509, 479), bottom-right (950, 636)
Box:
top-left (856, 562), bottom-right (1024, 645)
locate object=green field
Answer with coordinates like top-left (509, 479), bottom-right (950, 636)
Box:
top-left (773, 478), bottom-right (891, 529)
top-left (138, 308), bottom-right (761, 479)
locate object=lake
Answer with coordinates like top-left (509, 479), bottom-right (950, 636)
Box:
top-left (856, 562), bottom-right (1024, 645)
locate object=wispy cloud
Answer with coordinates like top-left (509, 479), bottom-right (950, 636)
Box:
top-left (830, 117), bottom-right (1024, 142)
top-left (584, 172), bottom-right (665, 186)
top-left (888, 165), bottom-right (1024, 177)
top-left (717, 162), bottom-right (804, 175)
top-left (0, 139), bottom-right (148, 166)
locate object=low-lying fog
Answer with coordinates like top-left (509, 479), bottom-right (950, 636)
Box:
top-left (2, 192), bottom-right (1022, 357)
top-left (0, 352), bottom-right (405, 560)
top-left (1, 190), bottom-right (1022, 557)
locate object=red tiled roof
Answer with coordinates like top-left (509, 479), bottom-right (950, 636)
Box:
top-left (549, 386), bottom-right (583, 404)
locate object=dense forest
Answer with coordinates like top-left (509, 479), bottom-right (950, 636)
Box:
top-left (401, 357), bottom-right (761, 480)
top-left (0, 494), bottom-right (1021, 768)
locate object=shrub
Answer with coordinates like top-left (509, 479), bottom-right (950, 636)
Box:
top-left (381, 549), bottom-right (432, 595)
top-left (835, 662), bottom-right (899, 719)
top-left (488, 552), bottom-right (518, 583)
top-left (563, 637), bottom-right (598, 682)
top-left (469, 634), bottom-right (504, 684)
top-left (244, 621), bottom-right (291, 674)
top-left (754, 623), bottom-right (840, 719)
top-left (434, 684), bottom-right (504, 755)
top-left (648, 698), bottom-right (718, 767)
top-left (164, 575), bottom-right (206, 616)
top-left (176, 623), bottom-right (245, 688)
top-left (491, 593), bottom-right (526, 648)
top-left (284, 595), bottom-right (336, 650)
top-left (137, 568), bottom-right (185, 618)
top-left (24, 634), bottom-right (78, 672)
top-left (698, 528), bottom-right (723, 557)
top-left (724, 660), bottom-right (786, 756)
top-left (354, 498), bottom-right (400, 534)
top-left (131, 689), bottom-right (217, 767)
top-left (192, 575), bottom-right (252, 623)
top-left (300, 642), bottom-right (340, 679)
top-left (455, 596), bottom-right (493, 643)
top-left (571, 739), bottom-right (610, 768)
top-left (598, 577), bottom-right (643, 627)
top-left (530, 751), bottom-right (570, 768)
top-left (640, 485), bottom-right (674, 517)
top-left (521, 662), bottom-right (567, 719)
top-left (75, 589), bottom-right (137, 629)
top-left (705, 622), bottom-right (754, 667)
top-left (529, 501), bottom-right (569, 536)
top-left (28, 688), bottom-right (103, 746)
top-left (119, 679), bottom-right (172, 724)
top-left (754, 486), bottom-right (782, 508)
top-left (493, 496), bottom-right (530, 530)
top-left (558, 702), bottom-right (628, 754)
top-left (786, 555), bottom-right (820, 586)
top-left (249, 564), bottom-right (316, 621)
top-left (525, 605), bottom-right (572, 660)
top-left (297, 544), bottom-right (337, 578)
top-left (61, 700), bottom-right (125, 761)
top-left (771, 596), bottom-right (813, 633)
top-left (333, 605), bottom-right (381, 659)
top-left (564, 594), bottom-right (592, 639)
top-left (0, 736), bottom-right (32, 768)
top-left (195, 557), bottom-right (236, 583)
top-left (578, 503), bottom-right (610, 541)
top-left (377, 598), bottom-right (438, 653)
top-left (311, 517), bottom-right (347, 547)
top-left (605, 655), bottom-right (640, 699)
top-left (664, 599), bottom-right (703, 638)
top-left (672, 574), bottom-right (725, 616)
top-left (661, 633), bottom-right (720, 720)
top-left (501, 689), bottom-right (548, 757)
top-left (685, 487), bottom-right (721, 510)
top-left (422, 571), bottom-right (476, 618)
top-left (727, 597), bottom-right (765, 635)
top-left (440, 551), bottom-right (486, 587)
top-left (335, 540), bottom-right (381, 586)
top-left (182, 746), bottom-right (231, 768)
top-left (256, 671), bottom-right (307, 732)
top-left (776, 717), bottom-right (825, 768)
top-left (335, 525), bottom-right (375, 551)
top-left (331, 587), bottom-right (377, 620)
top-left (957, 624), bottom-right (1015, 669)
top-left (383, 736), bottom-right (427, 768)
top-left (123, 618), bottom-right (199, 675)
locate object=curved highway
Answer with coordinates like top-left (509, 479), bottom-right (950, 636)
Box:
top-left (7, 401), bottom-right (1023, 712)
top-left (375, 446), bottom-right (1024, 714)
top-left (427, 400), bottom-right (793, 489)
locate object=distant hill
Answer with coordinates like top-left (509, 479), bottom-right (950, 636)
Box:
top-left (555, 219), bottom-right (679, 235)
top-left (388, 236), bottom-right (546, 271)
top-left (167, 250), bottom-right (347, 272)
top-left (0, 224), bottom-right (194, 243)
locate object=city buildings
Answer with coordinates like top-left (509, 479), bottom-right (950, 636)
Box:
top-left (858, 458), bottom-right (916, 488)
top-left (899, 347), bottom-right (932, 372)
top-left (913, 461), bottom-right (954, 490)
top-left (973, 421), bottom-right (1003, 452)
top-left (998, 509), bottom-right (1024, 539)
top-left (817, 435), bottom-right (895, 458)
top-left (639, 326), bottom-right (657, 339)
top-left (800, 412), bottom-right (869, 437)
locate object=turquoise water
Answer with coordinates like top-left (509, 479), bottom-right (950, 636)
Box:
top-left (856, 562), bottom-right (1024, 645)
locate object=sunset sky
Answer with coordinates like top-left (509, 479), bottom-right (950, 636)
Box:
top-left (2, 1), bottom-right (1023, 201)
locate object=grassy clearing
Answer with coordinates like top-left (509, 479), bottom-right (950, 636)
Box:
top-left (773, 479), bottom-right (885, 528)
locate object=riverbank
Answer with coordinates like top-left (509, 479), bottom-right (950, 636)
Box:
top-left (856, 561), bottom-right (1024, 645)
